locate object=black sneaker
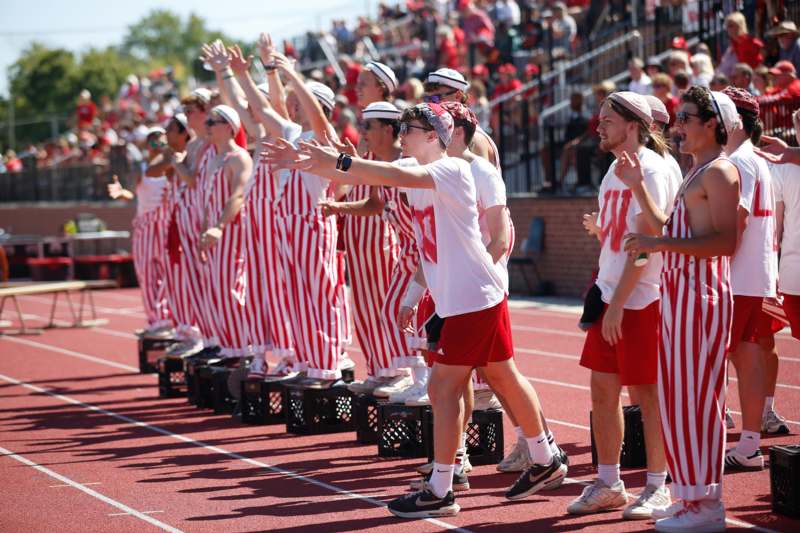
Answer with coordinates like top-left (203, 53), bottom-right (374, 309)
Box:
top-left (388, 486), bottom-right (460, 518)
top-left (506, 455), bottom-right (567, 501)
top-left (543, 447), bottom-right (569, 490)
top-left (409, 469), bottom-right (470, 492)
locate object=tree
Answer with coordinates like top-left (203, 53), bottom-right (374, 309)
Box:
top-left (8, 43), bottom-right (78, 114)
top-left (76, 47), bottom-right (137, 102)
top-left (121, 9), bottom-right (187, 63)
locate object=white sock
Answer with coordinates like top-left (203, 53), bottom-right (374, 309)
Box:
top-left (513, 426), bottom-right (524, 440)
top-left (428, 463), bottom-right (454, 498)
top-left (646, 471), bottom-right (668, 489)
top-left (736, 430), bottom-right (760, 456)
top-left (546, 430), bottom-right (559, 456)
top-left (412, 366), bottom-right (429, 385)
top-left (597, 463), bottom-right (620, 486)
top-left (764, 396), bottom-right (775, 415)
top-left (525, 431), bottom-right (554, 465)
top-left (454, 447), bottom-right (467, 474)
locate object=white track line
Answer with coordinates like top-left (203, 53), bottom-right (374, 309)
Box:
top-left (0, 444), bottom-right (182, 533)
top-left (0, 373), bottom-right (472, 533)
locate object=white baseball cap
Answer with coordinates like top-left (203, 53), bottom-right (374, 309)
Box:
top-left (306, 81), bottom-right (335, 111)
top-left (364, 61), bottom-right (398, 93)
top-left (362, 101), bottom-right (401, 120)
top-left (426, 68), bottom-right (469, 92)
top-left (211, 104), bottom-right (241, 133)
top-left (709, 91), bottom-right (741, 136)
top-left (644, 95), bottom-right (670, 125)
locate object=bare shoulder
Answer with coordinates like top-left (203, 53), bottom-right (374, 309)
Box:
top-left (702, 159), bottom-right (740, 187)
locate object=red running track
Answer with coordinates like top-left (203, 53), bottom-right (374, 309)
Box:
top-left (0, 288), bottom-right (798, 532)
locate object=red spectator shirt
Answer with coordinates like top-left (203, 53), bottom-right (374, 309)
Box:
top-left (440, 38), bottom-right (459, 69)
top-left (732, 34), bottom-right (764, 69)
top-left (76, 101), bottom-right (97, 129)
top-left (663, 95), bottom-right (680, 126)
top-left (341, 123), bottom-right (360, 148)
top-left (492, 79), bottom-right (522, 99)
top-left (463, 10), bottom-right (495, 45)
top-left (758, 79), bottom-right (800, 130)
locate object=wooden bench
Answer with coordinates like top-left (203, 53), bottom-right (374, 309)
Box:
top-left (0, 280), bottom-right (117, 335)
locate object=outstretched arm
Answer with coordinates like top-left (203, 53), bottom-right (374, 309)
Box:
top-left (263, 139), bottom-right (435, 189)
top-left (321, 185), bottom-right (384, 217)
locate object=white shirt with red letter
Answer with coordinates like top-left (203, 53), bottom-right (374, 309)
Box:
top-left (596, 147), bottom-right (673, 310)
top-left (771, 161), bottom-right (800, 295)
top-left (399, 157), bottom-right (505, 318)
top-left (471, 157), bottom-right (510, 292)
top-left (729, 140), bottom-right (778, 297)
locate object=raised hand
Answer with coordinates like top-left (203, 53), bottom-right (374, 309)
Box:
top-left (257, 32), bottom-right (275, 68)
top-left (261, 138), bottom-right (306, 170)
top-left (228, 44), bottom-right (253, 75)
top-left (200, 40), bottom-right (230, 73)
top-left (269, 50), bottom-right (295, 73)
top-left (615, 150), bottom-right (645, 189)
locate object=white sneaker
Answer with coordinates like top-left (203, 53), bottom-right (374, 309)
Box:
top-left (405, 389), bottom-right (430, 406)
top-left (166, 339), bottom-right (203, 357)
top-left (762, 410), bottom-right (790, 434)
top-left (725, 408), bottom-right (735, 430)
top-left (338, 354), bottom-right (356, 371)
top-left (652, 500), bottom-right (685, 520)
top-left (654, 500), bottom-right (726, 533)
top-left (724, 447), bottom-right (764, 472)
top-left (415, 456), bottom-right (472, 476)
top-left (566, 479), bottom-right (628, 515)
top-left (474, 389), bottom-right (502, 411)
top-left (497, 437), bottom-right (531, 473)
top-left (389, 380), bottom-right (426, 403)
top-left (373, 375), bottom-right (413, 398)
top-left (347, 375), bottom-right (388, 395)
top-left (247, 358), bottom-right (267, 379)
top-left (623, 484), bottom-right (672, 520)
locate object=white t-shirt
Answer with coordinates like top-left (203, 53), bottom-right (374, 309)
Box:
top-left (596, 147), bottom-right (672, 309)
top-left (470, 157), bottom-right (510, 292)
top-left (771, 162), bottom-right (800, 295)
top-left (663, 153), bottom-right (683, 215)
top-left (729, 140), bottom-right (778, 297)
top-left (629, 73), bottom-right (653, 95)
top-left (136, 176), bottom-right (167, 216)
top-left (399, 157), bottom-right (505, 317)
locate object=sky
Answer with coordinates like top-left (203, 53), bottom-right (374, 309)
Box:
top-left (1, 0), bottom-right (380, 97)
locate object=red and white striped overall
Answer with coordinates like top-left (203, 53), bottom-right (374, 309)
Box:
top-left (241, 155), bottom-right (295, 357)
top-left (132, 178), bottom-right (172, 329)
top-left (658, 158), bottom-right (733, 502)
top-left (275, 169), bottom-right (344, 379)
top-left (381, 186), bottom-right (424, 368)
top-left (343, 182), bottom-right (402, 377)
top-left (202, 151), bottom-right (250, 357)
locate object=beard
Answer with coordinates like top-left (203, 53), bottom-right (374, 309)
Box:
top-left (599, 134), bottom-right (624, 153)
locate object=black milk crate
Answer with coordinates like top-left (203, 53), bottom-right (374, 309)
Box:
top-left (185, 356), bottom-right (222, 406)
top-left (195, 363), bottom-right (223, 409)
top-left (341, 368), bottom-right (355, 383)
top-left (284, 384), bottom-right (355, 435)
top-left (377, 404), bottom-right (430, 458)
top-left (241, 379), bottom-right (287, 424)
top-left (354, 394), bottom-right (383, 444)
top-left (424, 408), bottom-right (505, 465)
top-left (211, 367), bottom-right (237, 415)
top-left (137, 336), bottom-right (180, 374)
top-left (157, 356), bottom-right (186, 398)
top-left (590, 404), bottom-right (647, 468)
top-left (770, 445), bottom-right (800, 518)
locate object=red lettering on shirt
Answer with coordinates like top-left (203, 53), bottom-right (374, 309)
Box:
top-left (753, 181), bottom-right (773, 218)
top-left (599, 189), bottom-right (633, 251)
top-left (412, 205), bottom-right (437, 264)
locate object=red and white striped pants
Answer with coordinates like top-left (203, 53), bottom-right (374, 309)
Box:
top-left (384, 240), bottom-right (424, 369)
top-left (344, 215), bottom-right (400, 377)
top-left (164, 207), bottom-right (202, 341)
top-left (277, 213), bottom-right (343, 379)
top-left (243, 199), bottom-right (295, 357)
top-left (132, 209), bottom-right (172, 328)
top-left (659, 258), bottom-right (732, 501)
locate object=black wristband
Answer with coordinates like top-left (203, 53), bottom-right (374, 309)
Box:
top-left (341, 154), bottom-right (353, 172)
top-left (336, 153), bottom-right (345, 170)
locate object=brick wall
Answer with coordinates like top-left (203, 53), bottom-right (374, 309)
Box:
top-left (508, 195), bottom-right (599, 297)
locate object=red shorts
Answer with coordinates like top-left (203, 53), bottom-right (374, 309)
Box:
top-left (437, 298), bottom-right (513, 367)
top-left (730, 296), bottom-right (774, 351)
top-left (580, 300), bottom-right (660, 386)
top-left (783, 294), bottom-right (800, 340)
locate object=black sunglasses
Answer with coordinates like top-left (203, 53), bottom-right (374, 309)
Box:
top-left (399, 123), bottom-right (433, 135)
top-left (205, 117), bottom-right (227, 127)
top-left (675, 111), bottom-right (702, 124)
top-left (423, 89), bottom-right (458, 103)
